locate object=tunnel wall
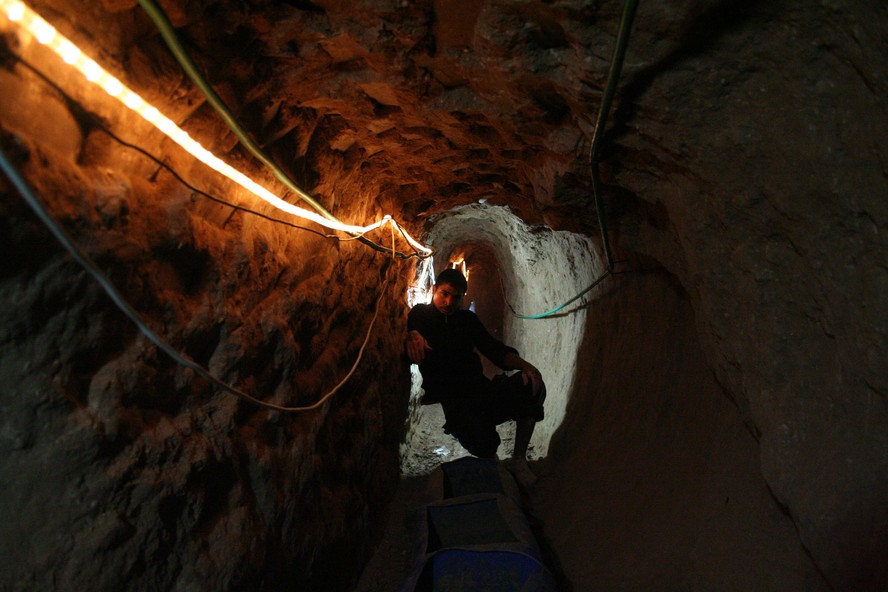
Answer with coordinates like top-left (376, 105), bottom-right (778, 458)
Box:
top-left (0, 24), bottom-right (411, 592)
top-left (537, 263), bottom-right (831, 591)
top-left (604, 2), bottom-right (888, 588)
top-left (1, 0), bottom-right (885, 590)
top-left (400, 205), bottom-right (603, 475)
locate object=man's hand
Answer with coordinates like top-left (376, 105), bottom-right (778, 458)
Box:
top-left (406, 330), bottom-right (432, 364)
top-left (519, 362), bottom-right (543, 396)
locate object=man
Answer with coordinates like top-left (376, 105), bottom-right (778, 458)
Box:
top-left (406, 268), bottom-right (545, 486)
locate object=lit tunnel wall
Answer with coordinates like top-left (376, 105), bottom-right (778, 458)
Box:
top-left (0, 5), bottom-right (420, 589)
top-left (400, 204), bottom-right (604, 476)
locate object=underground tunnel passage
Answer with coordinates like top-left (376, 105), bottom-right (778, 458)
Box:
top-left (1, 0), bottom-right (886, 591)
top-left (400, 204), bottom-right (602, 477)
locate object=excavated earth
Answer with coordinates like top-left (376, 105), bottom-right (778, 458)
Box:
top-left (0, 0), bottom-right (886, 591)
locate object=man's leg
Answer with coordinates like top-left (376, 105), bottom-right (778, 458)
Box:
top-left (489, 373), bottom-right (546, 487)
top-left (441, 398), bottom-right (501, 459)
top-left (514, 416), bottom-right (535, 460)
top-left (510, 417), bottom-right (538, 487)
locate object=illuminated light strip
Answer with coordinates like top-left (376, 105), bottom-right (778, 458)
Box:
top-left (1, 0), bottom-right (432, 252)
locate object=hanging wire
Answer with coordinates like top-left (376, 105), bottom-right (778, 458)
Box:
top-left (0, 0), bottom-right (430, 259)
top-left (0, 144), bottom-right (389, 413)
top-left (504, 0), bottom-right (639, 320)
top-left (8, 52), bottom-right (401, 249)
top-left (505, 270), bottom-right (612, 320)
top-left (137, 0), bottom-right (330, 218)
top-left (283, 271), bottom-right (391, 412)
top-left (136, 0), bottom-right (427, 259)
top-left (588, 0), bottom-right (639, 272)
top-left (98, 124), bottom-right (344, 241)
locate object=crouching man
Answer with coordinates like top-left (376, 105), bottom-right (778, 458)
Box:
top-left (406, 268), bottom-right (546, 486)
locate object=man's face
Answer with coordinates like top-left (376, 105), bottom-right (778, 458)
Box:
top-left (432, 282), bottom-right (464, 315)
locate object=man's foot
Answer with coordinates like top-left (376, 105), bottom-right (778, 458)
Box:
top-left (509, 458), bottom-right (537, 488)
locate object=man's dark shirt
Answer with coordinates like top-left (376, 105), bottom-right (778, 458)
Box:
top-left (408, 303), bottom-right (518, 401)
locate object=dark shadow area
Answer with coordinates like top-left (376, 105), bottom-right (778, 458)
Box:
top-left (532, 256), bottom-right (830, 591)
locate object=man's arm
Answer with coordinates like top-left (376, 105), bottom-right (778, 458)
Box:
top-left (406, 305), bottom-right (432, 364)
top-left (465, 313), bottom-right (541, 392)
top-left (406, 329), bottom-right (431, 364)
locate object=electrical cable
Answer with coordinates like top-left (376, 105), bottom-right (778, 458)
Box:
top-left (0, 0), bottom-right (432, 259)
top-left (588, 0), bottom-right (639, 272)
top-left (136, 0), bottom-right (331, 220)
top-left (277, 271), bottom-right (391, 412)
top-left (502, 0), bottom-right (639, 320)
top-left (136, 0), bottom-right (425, 259)
top-left (7, 52), bottom-right (362, 244)
top-left (102, 128), bottom-right (341, 241)
top-left (503, 270), bottom-right (611, 320)
top-left (0, 144), bottom-right (389, 413)
top-left (5, 40), bottom-right (428, 259)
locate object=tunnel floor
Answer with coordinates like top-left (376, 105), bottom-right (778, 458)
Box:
top-left (354, 459), bottom-right (562, 592)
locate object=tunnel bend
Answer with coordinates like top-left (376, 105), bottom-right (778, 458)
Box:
top-left (400, 203), bottom-right (604, 476)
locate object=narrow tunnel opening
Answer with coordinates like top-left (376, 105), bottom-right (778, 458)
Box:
top-left (448, 240), bottom-right (506, 378)
top-left (400, 204), bottom-right (605, 477)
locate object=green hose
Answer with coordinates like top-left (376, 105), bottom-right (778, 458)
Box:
top-left (509, 270), bottom-right (611, 320)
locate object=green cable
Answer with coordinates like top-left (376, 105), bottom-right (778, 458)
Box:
top-left (137, 0), bottom-right (330, 217)
top-left (137, 0), bottom-right (422, 259)
top-left (589, 0), bottom-right (639, 272)
top-left (506, 0), bottom-right (638, 320)
top-left (507, 270), bottom-right (611, 320)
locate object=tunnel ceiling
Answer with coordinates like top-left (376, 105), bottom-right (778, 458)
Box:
top-left (47, 0), bottom-right (646, 238)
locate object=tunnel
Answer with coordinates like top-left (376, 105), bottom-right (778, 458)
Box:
top-left (1, 1), bottom-right (886, 591)
top-left (401, 203), bottom-right (601, 476)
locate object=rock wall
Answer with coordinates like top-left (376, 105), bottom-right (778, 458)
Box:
top-left (0, 27), bottom-right (411, 591)
top-left (607, 1), bottom-right (888, 588)
top-left (537, 264), bottom-right (832, 591)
